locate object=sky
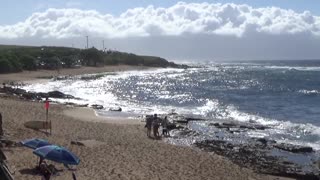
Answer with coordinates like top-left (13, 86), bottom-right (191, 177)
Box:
top-left (0, 0), bottom-right (320, 61)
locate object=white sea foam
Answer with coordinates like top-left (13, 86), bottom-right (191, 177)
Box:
top-left (208, 62), bottom-right (320, 72)
top-left (195, 99), bottom-right (320, 150)
top-left (260, 66), bottom-right (320, 71)
top-left (298, 89), bottom-right (320, 95)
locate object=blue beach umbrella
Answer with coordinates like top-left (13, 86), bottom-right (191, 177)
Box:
top-left (33, 145), bottom-right (80, 165)
top-left (21, 138), bottom-right (51, 149)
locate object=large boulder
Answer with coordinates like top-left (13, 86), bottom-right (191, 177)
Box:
top-left (12, 88), bottom-right (26, 95)
top-left (109, 107), bottom-right (122, 112)
top-left (91, 104), bottom-right (104, 109)
top-left (48, 91), bottom-right (66, 98)
top-left (48, 91), bottom-right (74, 99)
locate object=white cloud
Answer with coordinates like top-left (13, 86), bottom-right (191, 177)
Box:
top-left (1, 2), bottom-right (320, 39)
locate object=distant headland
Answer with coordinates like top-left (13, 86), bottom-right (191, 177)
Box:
top-left (0, 44), bottom-right (188, 74)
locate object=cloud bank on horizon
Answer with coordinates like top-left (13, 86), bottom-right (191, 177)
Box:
top-left (1, 2), bottom-right (319, 39)
top-left (0, 2), bottom-right (320, 60)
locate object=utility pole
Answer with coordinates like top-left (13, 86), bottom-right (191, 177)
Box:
top-left (86, 36), bottom-right (89, 49)
top-left (102, 40), bottom-right (105, 52)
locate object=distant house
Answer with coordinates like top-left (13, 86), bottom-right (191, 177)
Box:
top-left (72, 60), bottom-right (82, 68)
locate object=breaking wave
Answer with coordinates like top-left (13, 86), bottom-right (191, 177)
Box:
top-left (298, 89), bottom-right (320, 96)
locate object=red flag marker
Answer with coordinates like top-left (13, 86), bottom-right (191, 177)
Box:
top-left (45, 101), bottom-right (50, 109)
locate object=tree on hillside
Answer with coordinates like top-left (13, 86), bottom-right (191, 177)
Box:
top-left (20, 55), bottom-right (37, 70)
top-left (80, 48), bottom-right (104, 66)
top-left (39, 56), bottom-right (61, 70)
top-left (0, 53), bottom-right (22, 73)
top-left (0, 59), bottom-right (13, 73)
top-left (61, 55), bottom-right (78, 68)
top-left (0, 45), bottom-right (179, 73)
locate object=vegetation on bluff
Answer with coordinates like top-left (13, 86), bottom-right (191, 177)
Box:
top-left (0, 45), bottom-right (186, 74)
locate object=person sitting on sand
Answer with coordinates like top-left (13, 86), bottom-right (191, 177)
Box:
top-left (161, 116), bottom-right (169, 137)
top-left (152, 114), bottom-right (160, 138)
top-left (145, 115), bottom-right (153, 137)
top-left (39, 161), bottom-right (51, 180)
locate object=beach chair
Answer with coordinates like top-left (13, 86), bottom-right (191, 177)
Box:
top-left (0, 149), bottom-right (14, 180)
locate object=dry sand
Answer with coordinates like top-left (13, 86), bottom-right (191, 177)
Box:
top-left (0, 67), bottom-right (292, 180)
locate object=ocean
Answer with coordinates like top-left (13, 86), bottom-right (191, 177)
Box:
top-left (23, 60), bottom-right (320, 150)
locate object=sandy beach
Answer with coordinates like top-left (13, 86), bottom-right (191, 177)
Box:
top-left (0, 66), bottom-right (291, 180)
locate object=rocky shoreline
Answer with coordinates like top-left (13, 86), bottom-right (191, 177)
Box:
top-left (165, 114), bottom-right (320, 179)
top-left (0, 83), bottom-right (108, 109)
top-left (1, 84), bottom-right (320, 179)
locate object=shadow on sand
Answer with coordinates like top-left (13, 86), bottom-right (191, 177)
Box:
top-left (148, 136), bottom-right (162, 140)
top-left (19, 168), bottom-right (39, 176)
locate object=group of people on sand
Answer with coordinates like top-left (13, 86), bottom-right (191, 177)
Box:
top-left (145, 114), bottom-right (170, 139)
top-left (38, 158), bottom-right (77, 180)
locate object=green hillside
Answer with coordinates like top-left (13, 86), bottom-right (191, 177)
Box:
top-left (0, 44), bottom-right (185, 73)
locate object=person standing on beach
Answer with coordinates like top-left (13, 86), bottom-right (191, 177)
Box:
top-left (162, 116), bottom-right (169, 137)
top-left (145, 115), bottom-right (153, 137)
top-left (153, 114), bottom-right (160, 138)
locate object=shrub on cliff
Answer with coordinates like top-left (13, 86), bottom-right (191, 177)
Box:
top-left (0, 53), bottom-right (22, 73)
top-left (0, 59), bottom-right (14, 73)
top-left (61, 55), bottom-right (78, 68)
top-left (20, 55), bottom-right (37, 70)
top-left (141, 56), bottom-right (170, 67)
top-left (80, 48), bottom-right (104, 66)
